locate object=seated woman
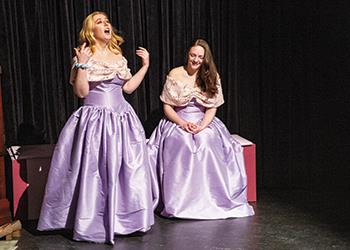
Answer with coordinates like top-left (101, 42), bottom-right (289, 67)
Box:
top-left (147, 39), bottom-right (254, 219)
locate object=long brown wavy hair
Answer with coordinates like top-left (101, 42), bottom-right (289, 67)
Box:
top-left (186, 39), bottom-right (219, 98)
top-left (78, 11), bottom-right (124, 54)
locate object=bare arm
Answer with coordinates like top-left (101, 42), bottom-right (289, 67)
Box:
top-left (191, 75), bottom-right (221, 134)
top-left (72, 43), bottom-right (92, 98)
top-left (190, 107), bottom-right (217, 134)
top-left (122, 47), bottom-right (149, 94)
top-left (201, 107), bottom-right (217, 127)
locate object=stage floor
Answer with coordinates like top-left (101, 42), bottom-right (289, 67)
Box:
top-left (2, 189), bottom-right (350, 250)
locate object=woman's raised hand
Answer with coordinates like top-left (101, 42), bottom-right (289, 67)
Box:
top-left (136, 47), bottom-right (150, 67)
top-left (74, 42), bottom-right (92, 64)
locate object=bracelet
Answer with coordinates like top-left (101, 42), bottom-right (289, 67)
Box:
top-left (74, 63), bottom-right (89, 69)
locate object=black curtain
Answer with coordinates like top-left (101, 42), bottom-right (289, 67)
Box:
top-left (0, 0), bottom-right (247, 142)
top-left (258, 1), bottom-right (350, 194)
top-left (1, 0), bottom-right (349, 194)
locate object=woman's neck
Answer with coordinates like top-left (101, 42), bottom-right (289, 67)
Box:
top-left (95, 42), bottom-right (109, 55)
top-left (184, 65), bottom-right (198, 78)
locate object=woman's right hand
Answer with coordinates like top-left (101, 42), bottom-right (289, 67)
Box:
top-left (180, 121), bottom-right (198, 134)
top-left (73, 42), bottom-right (92, 64)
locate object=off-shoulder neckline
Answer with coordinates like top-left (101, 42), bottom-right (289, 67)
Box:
top-left (166, 75), bottom-right (200, 88)
top-left (167, 75), bottom-right (221, 86)
top-left (88, 56), bottom-right (127, 66)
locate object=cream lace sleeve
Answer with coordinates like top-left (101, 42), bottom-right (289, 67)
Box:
top-left (212, 78), bottom-right (225, 108)
top-left (194, 78), bottom-right (225, 108)
top-left (160, 76), bottom-right (193, 106)
top-left (69, 56), bottom-right (132, 85)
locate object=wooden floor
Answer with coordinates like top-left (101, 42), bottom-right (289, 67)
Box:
top-left (1, 189), bottom-right (349, 250)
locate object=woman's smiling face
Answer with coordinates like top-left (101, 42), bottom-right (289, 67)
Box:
top-left (187, 45), bottom-right (205, 72)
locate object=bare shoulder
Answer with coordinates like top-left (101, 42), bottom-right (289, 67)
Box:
top-left (168, 66), bottom-right (185, 77)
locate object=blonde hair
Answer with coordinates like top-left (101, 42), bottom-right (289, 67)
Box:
top-left (78, 11), bottom-right (124, 54)
top-left (187, 39), bottom-right (219, 98)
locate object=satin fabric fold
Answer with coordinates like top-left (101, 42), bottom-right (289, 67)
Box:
top-left (147, 99), bottom-right (254, 219)
top-left (38, 77), bottom-right (154, 244)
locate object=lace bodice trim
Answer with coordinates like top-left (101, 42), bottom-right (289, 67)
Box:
top-left (160, 76), bottom-right (224, 108)
top-left (70, 56), bottom-right (132, 84)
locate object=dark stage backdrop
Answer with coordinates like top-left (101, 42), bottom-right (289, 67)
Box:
top-left (0, 1), bottom-right (349, 194)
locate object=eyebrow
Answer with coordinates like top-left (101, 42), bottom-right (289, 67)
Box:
top-left (95, 17), bottom-right (109, 22)
top-left (190, 52), bottom-right (204, 57)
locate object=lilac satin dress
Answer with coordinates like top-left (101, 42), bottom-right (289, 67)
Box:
top-left (147, 75), bottom-right (254, 219)
top-left (37, 58), bottom-right (154, 244)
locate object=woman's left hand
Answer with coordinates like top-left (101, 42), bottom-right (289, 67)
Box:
top-left (136, 47), bottom-right (149, 67)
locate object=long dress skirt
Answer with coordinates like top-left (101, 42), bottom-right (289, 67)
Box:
top-left (147, 99), bottom-right (254, 219)
top-left (37, 77), bottom-right (154, 244)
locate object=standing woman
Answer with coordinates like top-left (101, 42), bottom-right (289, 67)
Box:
top-left (37, 11), bottom-right (154, 244)
top-left (148, 39), bottom-right (254, 219)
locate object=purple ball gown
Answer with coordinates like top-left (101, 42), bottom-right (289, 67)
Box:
top-left (147, 75), bottom-right (254, 219)
top-left (37, 57), bottom-right (154, 244)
